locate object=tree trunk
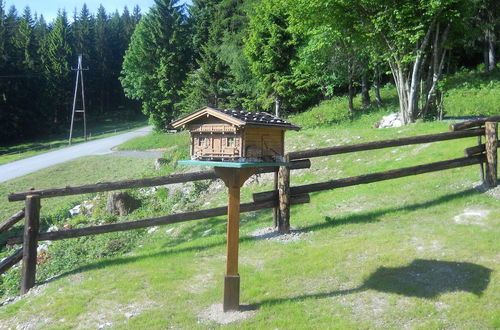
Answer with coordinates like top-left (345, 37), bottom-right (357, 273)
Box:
top-left (389, 19), bottom-right (435, 125)
top-left (374, 66), bottom-right (383, 107)
top-left (348, 78), bottom-right (355, 116)
top-left (486, 28), bottom-right (496, 71)
top-left (361, 69), bottom-right (371, 109)
top-left (347, 62), bottom-right (355, 116)
top-left (274, 94), bottom-right (280, 117)
top-left (422, 23), bottom-right (450, 118)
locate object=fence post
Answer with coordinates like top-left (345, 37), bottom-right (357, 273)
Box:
top-left (485, 121), bottom-right (498, 187)
top-left (278, 154), bottom-right (291, 234)
top-left (21, 195), bottom-right (40, 294)
top-left (273, 172), bottom-right (278, 228)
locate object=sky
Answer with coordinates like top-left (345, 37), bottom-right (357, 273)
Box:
top-left (5, 0), bottom-right (192, 22)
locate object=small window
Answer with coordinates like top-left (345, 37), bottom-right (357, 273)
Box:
top-left (227, 137), bottom-right (235, 147)
top-left (199, 137), bottom-right (206, 146)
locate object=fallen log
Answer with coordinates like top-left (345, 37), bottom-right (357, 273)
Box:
top-left (0, 248), bottom-right (22, 275)
top-left (449, 115), bottom-right (500, 132)
top-left (6, 194), bottom-right (310, 245)
top-left (0, 209), bottom-right (25, 234)
top-left (288, 129), bottom-right (484, 160)
top-left (253, 155), bottom-right (485, 202)
top-left (8, 159), bottom-right (310, 202)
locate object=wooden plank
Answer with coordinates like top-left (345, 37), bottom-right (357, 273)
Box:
top-left (253, 155), bottom-right (485, 202)
top-left (449, 115), bottom-right (500, 131)
top-left (8, 159), bottom-right (311, 202)
top-left (6, 194), bottom-right (310, 245)
top-left (0, 248), bottom-right (22, 275)
top-left (278, 155), bottom-right (290, 234)
top-left (464, 144), bottom-right (486, 157)
top-left (485, 122), bottom-right (498, 187)
top-left (288, 128), bottom-right (484, 160)
top-left (21, 195), bottom-right (40, 294)
top-left (272, 172), bottom-right (278, 227)
top-left (0, 208), bottom-right (25, 234)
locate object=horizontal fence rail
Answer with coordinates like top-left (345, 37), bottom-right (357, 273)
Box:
top-left (449, 115), bottom-right (500, 131)
top-left (8, 159), bottom-right (310, 202)
top-left (0, 209), bottom-right (25, 234)
top-left (6, 194), bottom-right (310, 245)
top-left (254, 155), bottom-right (486, 202)
top-left (0, 248), bottom-right (22, 274)
top-left (288, 128), bottom-right (484, 160)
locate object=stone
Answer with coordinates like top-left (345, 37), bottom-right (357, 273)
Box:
top-left (375, 113), bottom-right (403, 128)
top-left (106, 192), bottom-right (141, 216)
top-left (154, 158), bottom-right (169, 170)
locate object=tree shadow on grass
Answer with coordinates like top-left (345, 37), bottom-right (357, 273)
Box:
top-left (253, 259), bottom-right (492, 308)
top-left (38, 188), bottom-right (480, 284)
top-left (300, 188), bottom-right (478, 233)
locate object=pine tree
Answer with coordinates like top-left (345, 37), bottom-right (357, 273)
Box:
top-left (121, 0), bottom-right (190, 130)
top-left (39, 10), bottom-right (72, 124)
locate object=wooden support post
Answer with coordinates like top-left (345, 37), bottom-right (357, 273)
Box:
top-left (278, 155), bottom-right (291, 234)
top-left (21, 195), bottom-right (40, 294)
top-left (214, 167), bottom-right (255, 312)
top-left (485, 122), bottom-right (498, 187)
top-left (273, 172), bottom-right (278, 228)
top-left (478, 135), bottom-right (485, 183)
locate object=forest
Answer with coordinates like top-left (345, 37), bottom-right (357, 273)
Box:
top-left (1, 0), bottom-right (498, 142)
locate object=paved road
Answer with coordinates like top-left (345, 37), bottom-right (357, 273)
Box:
top-left (0, 126), bottom-right (152, 183)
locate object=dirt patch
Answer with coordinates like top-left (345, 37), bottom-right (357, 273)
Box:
top-left (198, 303), bottom-right (256, 325)
top-left (249, 227), bottom-right (305, 243)
top-left (454, 208), bottom-right (490, 226)
top-left (186, 272), bottom-right (215, 294)
top-left (474, 181), bottom-right (500, 200)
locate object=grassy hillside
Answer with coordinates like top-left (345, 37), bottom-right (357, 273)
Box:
top-left (1, 104), bottom-right (498, 328)
top-left (0, 69), bottom-right (498, 328)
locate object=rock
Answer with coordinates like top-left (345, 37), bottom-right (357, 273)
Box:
top-left (147, 226), bottom-right (158, 234)
top-left (48, 225), bottom-right (59, 232)
top-left (375, 113), bottom-right (403, 128)
top-left (69, 200), bottom-right (94, 217)
top-left (63, 224), bottom-right (72, 230)
top-left (106, 192), bottom-right (141, 216)
top-left (154, 158), bottom-right (169, 170)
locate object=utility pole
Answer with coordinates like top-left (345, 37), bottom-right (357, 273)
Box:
top-left (68, 55), bottom-right (89, 145)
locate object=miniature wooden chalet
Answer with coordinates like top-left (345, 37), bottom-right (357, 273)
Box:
top-left (170, 107), bottom-right (300, 162)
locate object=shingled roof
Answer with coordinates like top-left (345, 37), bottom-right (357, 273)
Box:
top-left (170, 106), bottom-right (301, 130)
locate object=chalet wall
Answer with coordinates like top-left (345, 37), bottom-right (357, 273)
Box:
top-left (192, 133), bottom-right (242, 159)
top-left (243, 127), bottom-right (285, 159)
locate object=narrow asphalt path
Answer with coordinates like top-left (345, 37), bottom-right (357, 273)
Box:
top-left (0, 126), bottom-right (152, 183)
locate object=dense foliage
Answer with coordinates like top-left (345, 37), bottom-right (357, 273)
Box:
top-left (0, 1), bottom-right (141, 143)
top-left (1, 0), bottom-right (498, 140)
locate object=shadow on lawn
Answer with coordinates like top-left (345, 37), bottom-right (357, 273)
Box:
top-left (254, 259), bottom-right (492, 308)
top-left (40, 188), bottom-right (481, 284)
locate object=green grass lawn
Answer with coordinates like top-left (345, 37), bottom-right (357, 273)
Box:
top-left (0, 103), bottom-right (498, 328)
top-left (0, 115), bottom-right (148, 165)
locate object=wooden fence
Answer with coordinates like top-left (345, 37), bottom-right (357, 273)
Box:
top-left (0, 116), bottom-right (498, 295)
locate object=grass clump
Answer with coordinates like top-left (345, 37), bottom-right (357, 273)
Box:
top-left (118, 131), bottom-right (189, 151)
top-left (440, 68), bottom-right (500, 117)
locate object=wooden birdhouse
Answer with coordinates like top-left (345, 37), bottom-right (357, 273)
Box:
top-left (170, 107), bottom-right (300, 162)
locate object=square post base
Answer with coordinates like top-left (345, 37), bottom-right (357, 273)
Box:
top-left (223, 274), bottom-right (240, 312)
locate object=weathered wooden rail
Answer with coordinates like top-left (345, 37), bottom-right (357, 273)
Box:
top-left (0, 160), bottom-right (311, 293)
top-left (270, 116), bottom-right (498, 234)
top-left (0, 116), bottom-right (497, 295)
